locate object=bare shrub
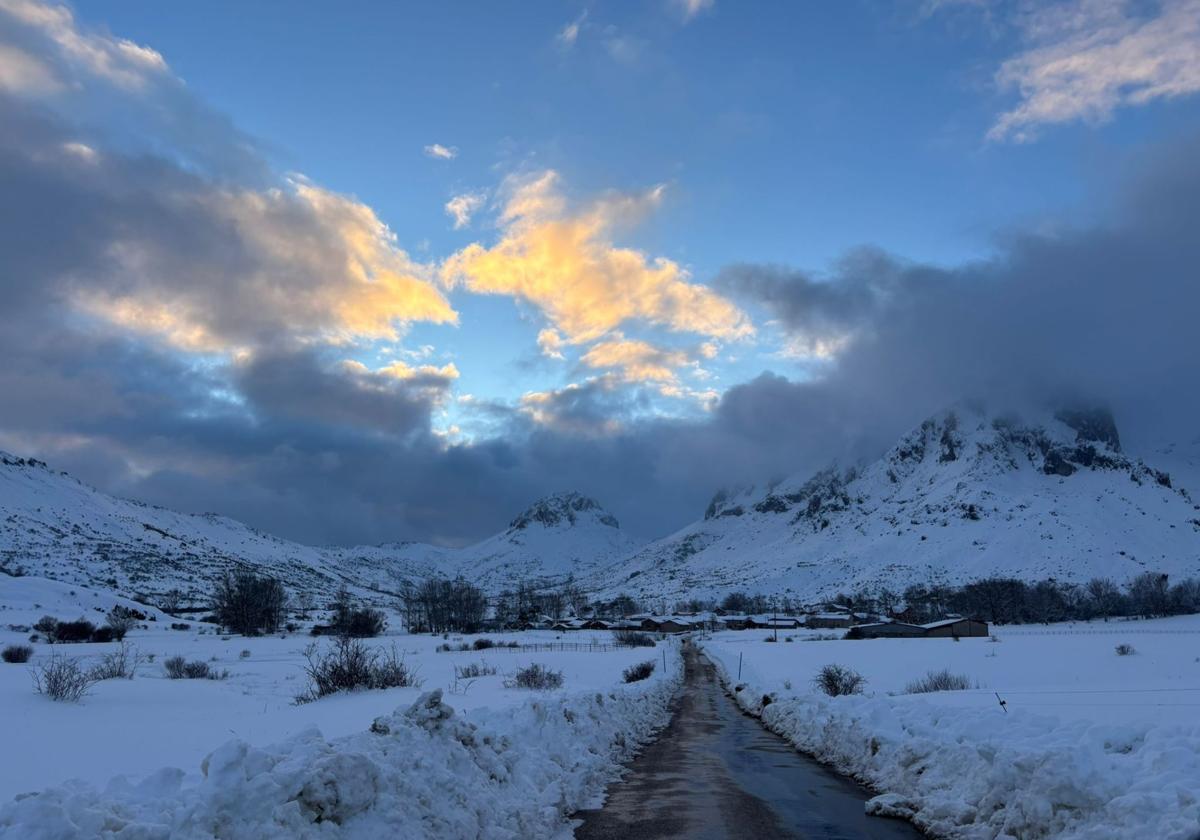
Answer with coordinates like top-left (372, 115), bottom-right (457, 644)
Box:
top-left (3, 644), bottom-right (33, 663)
top-left (472, 637), bottom-right (495, 650)
top-left (456, 660), bottom-right (497, 678)
top-left (33, 656), bottom-right (95, 701)
top-left (53, 619), bottom-right (96, 643)
top-left (813, 664), bottom-right (866, 697)
top-left (90, 641), bottom-right (143, 680)
top-left (613, 629), bottom-right (655, 648)
top-left (329, 587), bottom-right (387, 638)
top-left (905, 669), bottom-right (973, 694)
top-left (504, 663), bottom-right (564, 690)
top-left (1115, 643), bottom-right (1136, 656)
top-left (296, 638), bottom-right (421, 703)
top-left (240, 649), bottom-right (251, 658)
top-left (344, 608), bottom-right (386, 638)
top-left (105, 606), bottom-right (140, 641)
top-left (163, 655), bottom-right (227, 680)
top-left (33, 615), bottom-right (58, 636)
top-left (622, 660), bottom-right (656, 683)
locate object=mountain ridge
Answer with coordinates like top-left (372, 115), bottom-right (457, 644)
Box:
top-left (3, 405), bottom-right (1197, 609)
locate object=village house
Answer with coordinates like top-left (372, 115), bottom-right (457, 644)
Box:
top-left (806, 612), bottom-right (859, 629)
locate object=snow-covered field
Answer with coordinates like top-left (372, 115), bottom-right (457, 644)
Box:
top-left (700, 620), bottom-right (1200, 839)
top-left (0, 577), bottom-right (682, 838)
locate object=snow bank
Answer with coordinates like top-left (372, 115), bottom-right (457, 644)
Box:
top-left (704, 647), bottom-right (1200, 840)
top-left (0, 656), bottom-right (681, 840)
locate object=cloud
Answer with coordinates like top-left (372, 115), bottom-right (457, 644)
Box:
top-left (720, 134), bottom-right (1200, 452)
top-left (602, 33), bottom-right (646, 65)
top-left (580, 336), bottom-right (693, 383)
top-left (424, 143), bottom-right (458, 160)
top-left (62, 172), bottom-right (457, 354)
top-left (519, 376), bottom-right (639, 436)
top-left (0, 0), bottom-right (166, 91)
top-left (444, 190), bottom-right (486, 229)
top-left (0, 42), bottom-right (58, 92)
top-left (373, 360), bottom-right (460, 381)
top-left (672, 0), bottom-right (714, 23)
top-left (556, 10), bottom-right (588, 48)
top-left (441, 170), bottom-right (753, 345)
top-left (715, 253), bottom-right (901, 359)
top-left (985, 0), bottom-right (1200, 141)
top-left (235, 350), bottom-right (454, 435)
top-left (537, 327), bottom-right (567, 360)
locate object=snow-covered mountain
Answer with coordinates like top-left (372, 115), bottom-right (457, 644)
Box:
top-left (592, 405), bottom-right (1200, 603)
top-left (445, 492), bottom-right (641, 592)
top-left (0, 453), bottom-right (636, 607)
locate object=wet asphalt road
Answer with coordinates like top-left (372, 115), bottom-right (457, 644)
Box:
top-left (573, 645), bottom-right (924, 840)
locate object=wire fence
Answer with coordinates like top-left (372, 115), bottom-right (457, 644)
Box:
top-left (437, 642), bottom-right (630, 654)
top-left (999, 628), bottom-right (1200, 636)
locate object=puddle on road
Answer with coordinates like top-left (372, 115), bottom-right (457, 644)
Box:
top-left (574, 647), bottom-right (923, 840)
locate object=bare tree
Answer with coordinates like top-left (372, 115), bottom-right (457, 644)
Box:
top-left (159, 588), bottom-right (183, 615)
top-left (1127, 572), bottom-right (1171, 618)
top-left (1085, 578), bottom-right (1124, 618)
top-left (212, 571), bottom-right (287, 635)
top-left (561, 577), bottom-right (589, 617)
top-left (401, 576), bottom-right (486, 633)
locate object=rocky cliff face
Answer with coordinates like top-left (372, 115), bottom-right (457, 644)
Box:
top-left (509, 493), bottom-right (620, 531)
top-left (595, 405), bottom-right (1200, 603)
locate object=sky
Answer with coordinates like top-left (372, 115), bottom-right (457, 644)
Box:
top-left (1, 0), bottom-right (1199, 547)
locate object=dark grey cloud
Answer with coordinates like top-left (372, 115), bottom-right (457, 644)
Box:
top-left (715, 248), bottom-right (910, 346)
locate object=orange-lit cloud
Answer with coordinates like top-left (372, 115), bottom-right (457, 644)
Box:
top-left (580, 336), bottom-right (692, 383)
top-left (441, 170), bottom-right (752, 345)
top-left (537, 327), bottom-right (567, 359)
top-left (73, 175), bottom-right (457, 353)
top-left (375, 360), bottom-right (460, 380)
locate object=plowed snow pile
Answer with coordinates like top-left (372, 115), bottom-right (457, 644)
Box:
top-left (0, 659), bottom-right (681, 840)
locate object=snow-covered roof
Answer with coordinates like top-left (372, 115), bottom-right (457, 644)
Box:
top-left (921, 618), bottom-right (978, 629)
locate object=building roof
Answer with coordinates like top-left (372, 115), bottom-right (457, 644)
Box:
top-left (921, 617), bottom-right (979, 629)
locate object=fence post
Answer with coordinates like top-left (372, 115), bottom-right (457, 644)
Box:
top-left (738, 651), bottom-right (743, 680)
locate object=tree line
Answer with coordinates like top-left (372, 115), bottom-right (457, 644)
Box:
top-left (832, 572), bottom-right (1200, 625)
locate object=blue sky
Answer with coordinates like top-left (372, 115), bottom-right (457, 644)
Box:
top-left (3, 0), bottom-right (1200, 544)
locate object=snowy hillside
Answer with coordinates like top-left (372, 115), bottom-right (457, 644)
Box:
top-left (0, 452), bottom-right (452, 607)
top-left (593, 406), bottom-right (1200, 603)
top-left (0, 453), bottom-right (638, 606)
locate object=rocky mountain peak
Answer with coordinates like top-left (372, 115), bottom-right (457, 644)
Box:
top-left (0, 452), bottom-right (50, 470)
top-left (508, 492), bottom-right (620, 531)
top-left (1054, 407), bottom-right (1121, 452)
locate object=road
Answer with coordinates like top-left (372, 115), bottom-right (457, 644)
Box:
top-left (573, 645), bottom-right (924, 840)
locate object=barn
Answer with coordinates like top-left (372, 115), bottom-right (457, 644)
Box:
top-left (845, 622), bottom-right (928, 639)
top-left (922, 618), bottom-right (990, 638)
